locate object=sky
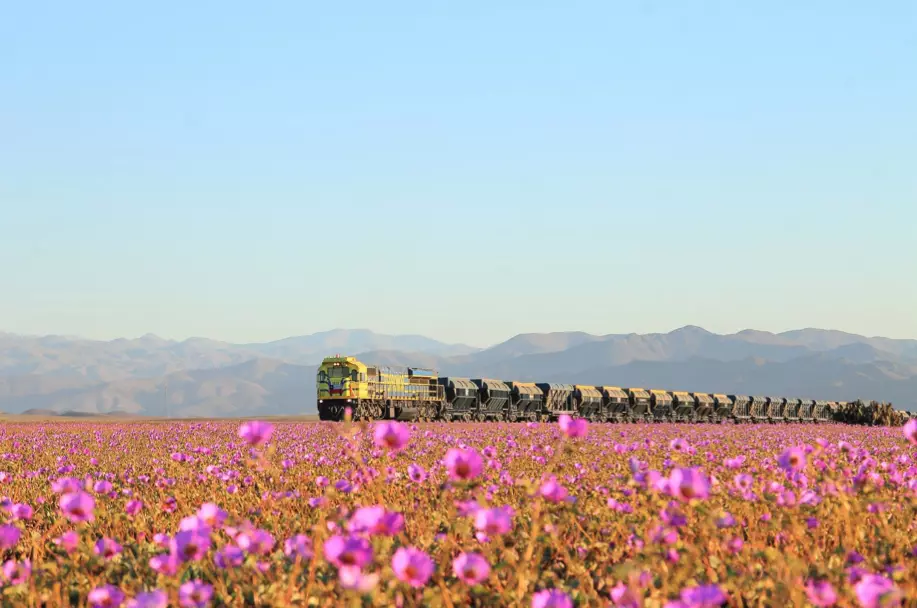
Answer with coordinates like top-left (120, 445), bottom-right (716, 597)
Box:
top-left (1, 1), bottom-right (915, 348)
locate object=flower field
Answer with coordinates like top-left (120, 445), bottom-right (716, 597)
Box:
top-left (1, 417), bottom-right (915, 607)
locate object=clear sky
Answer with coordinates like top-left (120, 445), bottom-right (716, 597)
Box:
top-left (2, 1), bottom-right (915, 347)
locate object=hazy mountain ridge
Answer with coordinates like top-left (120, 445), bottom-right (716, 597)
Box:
top-left (1, 327), bottom-right (915, 415)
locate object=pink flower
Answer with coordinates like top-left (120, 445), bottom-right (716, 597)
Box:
top-left (777, 446), bottom-right (807, 472)
top-left (904, 419), bottom-right (917, 446)
top-left (407, 464), bottom-right (427, 483)
top-left (60, 491), bottom-right (95, 522)
top-left (392, 546), bottom-right (435, 588)
top-left (126, 590), bottom-right (168, 608)
top-left (196, 503), bottom-right (227, 528)
top-left (346, 505), bottom-right (405, 536)
top-left (667, 467), bottom-right (711, 502)
top-left (610, 582), bottom-right (641, 608)
top-left (558, 415), bottom-right (588, 438)
top-left (323, 535), bottom-right (373, 568)
top-left (532, 589), bottom-right (573, 608)
top-left (238, 421), bottom-right (274, 446)
top-left (125, 500), bottom-right (143, 516)
top-left (474, 507), bottom-right (514, 535)
top-left (373, 421), bottom-right (411, 452)
top-left (88, 585), bottom-right (126, 608)
top-left (677, 583), bottom-right (727, 607)
top-left (854, 574), bottom-right (902, 608)
top-left (805, 579), bottom-right (838, 607)
top-left (0, 525), bottom-right (20, 550)
top-left (11, 504), bottom-right (32, 520)
top-left (444, 448), bottom-right (483, 481)
top-left (1, 559), bottom-right (30, 585)
top-left (338, 565), bottom-right (379, 592)
top-left (452, 552), bottom-right (490, 584)
top-left (54, 530), bottom-right (79, 554)
top-left (171, 529), bottom-right (211, 562)
top-left (283, 535), bottom-right (314, 561)
top-left (93, 537), bottom-right (123, 559)
top-left (178, 580), bottom-right (213, 608)
top-left (236, 529), bottom-right (274, 555)
top-left (538, 476), bottom-right (570, 503)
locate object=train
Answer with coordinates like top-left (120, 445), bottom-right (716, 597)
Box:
top-left (315, 355), bottom-right (890, 424)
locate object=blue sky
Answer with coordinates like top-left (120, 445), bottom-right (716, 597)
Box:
top-left (2, 1), bottom-right (915, 347)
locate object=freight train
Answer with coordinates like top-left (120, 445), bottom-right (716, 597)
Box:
top-left (316, 355), bottom-right (853, 423)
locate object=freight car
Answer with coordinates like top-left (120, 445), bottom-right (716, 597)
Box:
top-left (316, 355), bottom-right (854, 424)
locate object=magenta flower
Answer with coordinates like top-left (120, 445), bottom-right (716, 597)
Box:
top-left (854, 574), bottom-right (902, 608)
top-left (444, 448), bottom-right (484, 481)
top-left (196, 502), bottom-right (227, 528)
top-left (338, 565), bottom-right (380, 592)
top-left (558, 415), bottom-right (588, 438)
top-left (283, 534), bottom-right (314, 561)
top-left (373, 421), bottom-right (411, 452)
top-left (126, 590), bottom-right (168, 608)
top-left (53, 530), bottom-right (79, 554)
top-left (805, 579), bottom-right (838, 607)
top-left (539, 477), bottom-right (570, 503)
top-left (323, 535), bottom-right (373, 568)
top-left (60, 491), bottom-right (95, 523)
top-left (677, 584), bottom-right (727, 607)
top-left (11, 504), bottom-right (33, 520)
top-left (178, 580), bottom-right (213, 608)
top-left (667, 467), bottom-right (711, 502)
top-left (532, 589), bottom-right (574, 608)
top-left (0, 525), bottom-right (20, 550)
top-left (236, 529), bottom-right (275, 555)
top-left (214, 545), bottom-right (245, 569)
top-left (407, 464), bottom-right (428, 483)
top-left (392, 547), bottom-right (435, 588)
top-left (148, 553), bottom-right (179, 576)
top-left (125, 500), bottom-right (143, 516)
top-left (452, 552), bottom-right (490, 584)
top-left (904, 419), bottom-right (917, 446)
top-left (238, 420), bottom-right (274, 446)
top-left (347, 505), bottom-right (405, 536)
top-left (1, 559), bottom-right (30, 585)
top-left (474, 507), bottom-right (514, 535)
top-left (93, 537), bottom-right (123, 559)
top-left (610, 582), bottom-right (641, 608)
top-left (88, 585), bottom-right (126, 608)
top-left (777, 446), bottom-right (807, 472)
top-left (171, 529), bottom-right (212, 562)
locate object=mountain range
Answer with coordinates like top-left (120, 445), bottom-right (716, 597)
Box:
top-left (1, 327), bottom-right (915, 417)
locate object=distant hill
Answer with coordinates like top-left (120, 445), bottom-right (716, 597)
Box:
top-left (0, 327), bottom-right (914, 415)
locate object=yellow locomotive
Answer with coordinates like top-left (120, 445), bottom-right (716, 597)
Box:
top-left (316, 356), bottom-right (443, 421)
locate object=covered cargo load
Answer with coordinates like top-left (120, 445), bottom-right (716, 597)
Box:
top-left (437, 377), bottom-right (479, 421)
top-left (671, 391), bottom-right (696, 422)
top-left (713, 394), bottom-right (734, 419)
top-left (626, 388), bottom-right (652, 421)
top-left (729, 395), bottom-right (751, 421)
top-left (692, 393), bottom-right (715, 421)
top-left (814, 400), bottom-right (831, 421)
top-left (798, 399), bottom-right (816, 421)
top-left (471, 379), bottom-right (510, 420)
top-left (784, 398), bottom-right (801, 421)
top-left (601, 386), bottom-right (630, 421)
top-left (572, 385), bottom-right (604, 420)
top-left (766, 397), bottom-right (786, 421)
top-left (650, 389), bottom-right (674, 421)
top-left (505, 381), bottom-right (544, 421)
top-left (748, 395), bottom-right (768, 420)
top-left (535, 383), bottom-right (575, 419)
